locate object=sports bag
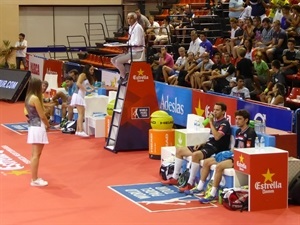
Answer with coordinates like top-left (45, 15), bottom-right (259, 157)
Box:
top-left (159, 162), bottom-right (174, 181)
top-left (61, 120), bottom-right (77, 134)
top-left (221, 188), bottom-right (249, 212)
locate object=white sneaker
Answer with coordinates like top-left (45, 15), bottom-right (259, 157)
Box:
top-left (78, 131), bottom-right (89, 137)
top-left (31, 178), bottom-right (48, 187)
top-left (75, 131), bottom-right (79, 135)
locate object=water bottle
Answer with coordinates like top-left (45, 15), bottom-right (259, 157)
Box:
top-left (261, 121), bottom-right (266, 133)
top-left (202, 118), bottom-right (210, 127)
top-left (194, 120), bottom-right (198, 131)
top-left (255, 137), bottom-right (260, 149)
top-left (260, 136), bottom-right (265, 148)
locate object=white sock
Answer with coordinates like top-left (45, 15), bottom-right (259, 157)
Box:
top-left (172, 157), bottom-right (183, 179)
top-left (210, 187), bottom-right (217, 197)
top-left (50, 116), bottom-right (54, 120)
top-left (187, 162), bottom-right (200, 185)
top-left (210, 169), bottom-right (216, 181)
top-left (197, 180), bottom-right (205, 191)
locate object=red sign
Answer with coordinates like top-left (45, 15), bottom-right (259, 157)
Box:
top-left (192, 91), bottom-right (238, 125)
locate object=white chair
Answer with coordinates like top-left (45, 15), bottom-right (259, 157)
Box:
top-left (44, 73), bottom-right (58, 92)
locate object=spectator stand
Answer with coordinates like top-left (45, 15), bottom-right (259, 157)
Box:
top-left (66, 35), bottom-right (88, 62)
top-left (103, 13), bottom-right (124, 38)
top-left (84, 22), bottom-right (107, 47)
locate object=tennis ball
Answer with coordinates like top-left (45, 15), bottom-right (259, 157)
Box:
top-left (150, 110), bottom-right (174, 130)
top-left (150, 110), bottom-right (170, 118)
top-left (107, 99), bottom-right (115, 116)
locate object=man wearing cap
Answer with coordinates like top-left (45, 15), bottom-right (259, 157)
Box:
top-left (230, 75), bottom-right (251, 99)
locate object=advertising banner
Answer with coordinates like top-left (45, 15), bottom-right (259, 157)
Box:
top-left (192, 91), bottom-right (238, 125)
top-left (28, 55), bottom-right (45, 80)
top-left (238, 100), bottom-right (293, 131)
top-left (0, 69), bottom-right (31, 102)
top-left (155, 82), bottom-right (192, 127)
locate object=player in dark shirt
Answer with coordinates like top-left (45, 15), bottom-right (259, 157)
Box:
top-left (162, 102), bottom-right (231, 192)
top-left (196, 110), bottom-right (256, 203)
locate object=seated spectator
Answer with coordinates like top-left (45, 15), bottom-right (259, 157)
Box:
top-left (230, 75), bottom-right (251, 99)
top-left (253, 51), bottom-right (269, 94)
top-left (177, 52), bottom-right (197, 87)
top-left (260, 82), bottom-right (285, 106)
top-left (244, 38), bottom-right (254, 60)
top-left (268, 0), bottom-right (289, 21)
top-left (146, 15), bottom-right (160, 42)
top-left (255, 17), bottom-right (274, 60)
top-left (229, 0), bottom-right (245, 19)
top-left (287, 4), bottom-right (300, 37)
top-left (161, 102), bottom-right (231, 193)
top-left (153, 16), bottom-right (173, 45)
top-left (282, 38), bottom-right (300, 76)
top-left (176, 5), bottom-right (195, 44)
top-left (239, 4), bottom-right (252, 21)
top-left (233, 17), bottom-right (254, 59)
top-left (187, 110), bottom-right (256, 203)
top-left (189, 52), bottom-right (214, 89)
top-left (247, 0), bottom-right (269, 20)
top-left (281, 5), bottom-right (292, 30)
top-left (199, 32), bottom-right (213, 59)
top-left (218, 18), bottom-right (243, 57)
top-left (222, 77), bottom-right (237, 95)
top-left (252, 16), bottom-right (264, 45)
top-left (266, 20), bottom-right (288, 62)
top-left (152, 46), bottom-right (174, 81)
top-left (162, 47), bottom-right (186, 84)
top-left (262, 59), bottom-right (286, 95)
top-left (202, 52), bottom-right (236, 92)
top-left (236, 47), bottom-right (254, 91)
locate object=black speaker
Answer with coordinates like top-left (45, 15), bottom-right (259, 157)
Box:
top-left (288, 170), bottom-right (300, 205)
top-left (0, 69), bottom-right (31, 103)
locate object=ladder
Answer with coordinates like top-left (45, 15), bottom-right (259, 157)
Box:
top-left (105, 61), bottom-right (159, 153)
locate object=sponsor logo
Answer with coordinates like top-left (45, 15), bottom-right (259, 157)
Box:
top-left (160, 95), bottom-right (184, 115)
top-left (254, 169), bottom-right (282, 194)
top-left (0, 145), bottom-right (30, 176)
top-left (254, 113), bottom-right (266, 124)
top-left (131, 107), bottom-right (150, 119)
top-left (30, 62), bottom-right (40, 75)
top-left (0, 80), bottom-right (18, 89)
top-left (133, 68), bottom-right (149, 82)
top-left (109, 182), bottom-right (216, 212)
top-left (236, 154), bottom-right (247, 171)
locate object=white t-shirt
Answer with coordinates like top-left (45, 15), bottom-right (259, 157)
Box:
top-left (150, 21), bottom-right (160, 35)
top-left (15, 40), bottom-right (28, 57)
top-left (187, 37), bottom-right (201, 56)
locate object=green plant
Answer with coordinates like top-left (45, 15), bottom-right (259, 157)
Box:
top-left (0, 40), bottom-right (13, 68)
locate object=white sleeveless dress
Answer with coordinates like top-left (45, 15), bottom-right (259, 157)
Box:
top-left (70, 79), bottom-right (89, 107)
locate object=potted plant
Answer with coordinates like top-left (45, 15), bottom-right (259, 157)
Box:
top-left (0, 40), bottom-right (14, 68)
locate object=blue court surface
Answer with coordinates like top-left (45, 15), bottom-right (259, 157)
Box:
top-left (108, 182), bottom-right (217, 212)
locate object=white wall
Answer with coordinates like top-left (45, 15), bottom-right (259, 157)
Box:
top-left (19, 6), bottom-right (123, 48)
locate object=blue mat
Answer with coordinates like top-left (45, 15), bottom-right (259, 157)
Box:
top-left (108, 182), bottom-right (217, 212)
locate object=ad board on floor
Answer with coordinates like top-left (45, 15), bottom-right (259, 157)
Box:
top-left (109, 182), bottom-right (217, 212)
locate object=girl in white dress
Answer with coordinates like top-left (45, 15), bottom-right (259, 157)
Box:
top-left (71, 64), bottom-right (95, 137)
top-left (25, 78), bottom-right (51, 187)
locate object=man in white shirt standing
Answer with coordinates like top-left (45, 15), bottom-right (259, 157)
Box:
top-left (111, 12), bottom-right (145, 85)
top-left (14, 33), bottom-right (28, 69)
